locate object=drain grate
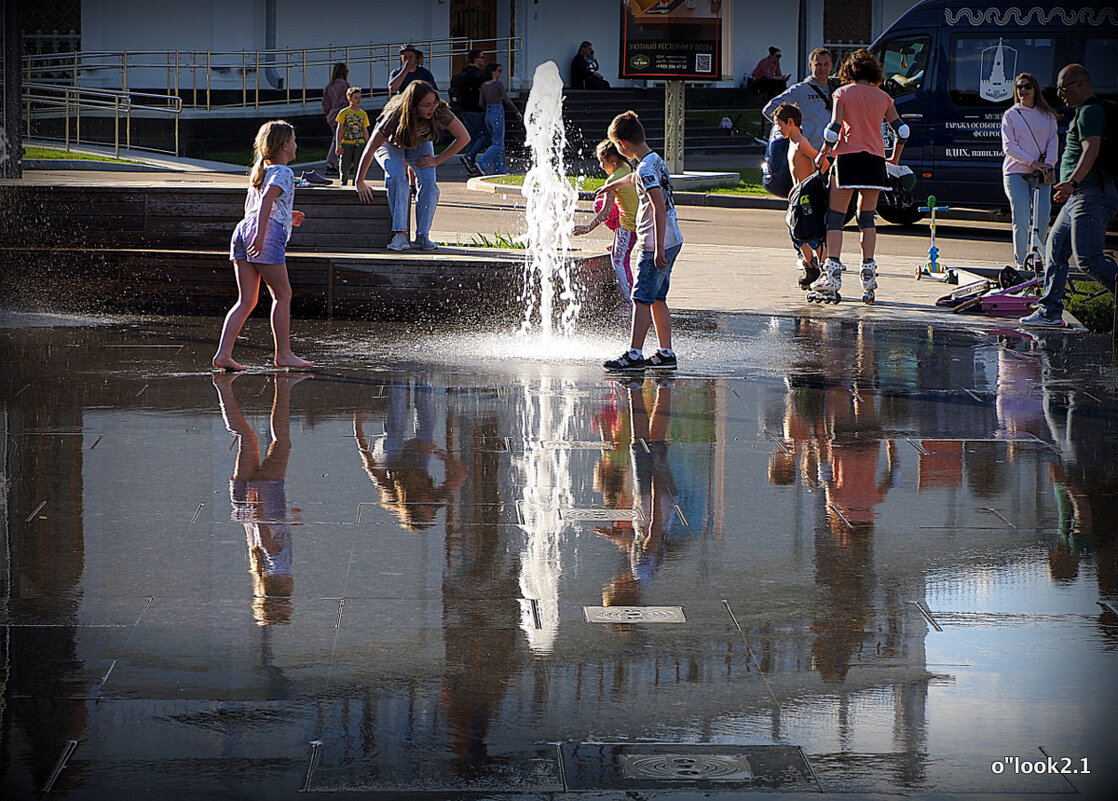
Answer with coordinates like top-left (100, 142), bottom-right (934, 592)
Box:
top-left (538, 440), bottom-right (614, 450)
top-left (584, 606), bottom-right (685, 623)
top-left (560, 507), bottom-right (645, 522)
top-left (563, 743), bottom-right (819, 791)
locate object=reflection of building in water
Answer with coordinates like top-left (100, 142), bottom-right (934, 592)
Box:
top-left (2, 373), bottom-right (90, 790)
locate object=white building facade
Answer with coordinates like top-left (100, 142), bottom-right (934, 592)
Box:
top-left (74, 0), bottom-right (917, 93)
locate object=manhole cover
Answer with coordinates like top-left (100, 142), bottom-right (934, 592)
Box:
top-left (620, 753), bottom-right (752, 781)
top-left (584, 606), bottom-right (686, 623)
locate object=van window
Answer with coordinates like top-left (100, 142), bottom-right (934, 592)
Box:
top-left (950, 35), bottom-right (1057, 106)
top-left (1082, 39), bottom-right (1118, 96)
top-left (878, 35), bottom-right (930, 98)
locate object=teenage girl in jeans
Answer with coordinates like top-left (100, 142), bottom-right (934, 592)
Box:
top-left (475, 63), bottom-right (523, 176)
top-left (1001, 72), bottom-right (1058, 272)
top-left (354, 81), bottom-right (470, 252)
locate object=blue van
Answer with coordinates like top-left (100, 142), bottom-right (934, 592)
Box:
top-left (868, 0), bottom-right (1117, 224)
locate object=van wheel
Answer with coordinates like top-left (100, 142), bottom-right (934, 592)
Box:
top-left (878, 204), bottom-right (924, 226)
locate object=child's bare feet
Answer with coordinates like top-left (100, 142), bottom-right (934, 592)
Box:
top-left (213, 356), bottom-right (247, 371)
top-left (275, 355), bottom-right (315, 370)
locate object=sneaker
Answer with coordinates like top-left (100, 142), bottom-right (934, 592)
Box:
top-left (300, 170), bottom-right (332, 186)
top-left (645, 349), bottom-right (678, 370)
top-left (460, 155), bottom-right (481, 177)
top-left (604, 350), bottom-right (645, 371)
top-left (1018, 310), bottom-right (1066, 327)
top-left (323, 165), bottom-right (340, 177)
top-left (387, 233), bottom-right (411, 251)
top-left (413, 235), bottom-right (438, 251)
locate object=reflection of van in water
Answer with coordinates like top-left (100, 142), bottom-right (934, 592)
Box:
top-left (868, 0), bottom-right (1117, 224)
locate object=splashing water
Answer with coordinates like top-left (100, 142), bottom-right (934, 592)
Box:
top-left (0, 125), bottom-right (10, 168)
top-left (520, 62), bottom-right (580, 338)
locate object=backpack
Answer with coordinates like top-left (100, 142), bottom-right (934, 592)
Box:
top-left (449, 66), bottom-right (481, 113)
top-left (786, 169), bottom-right (829, 244)
top-left (762, 134), bottom-right (793, 198)
top-left (1082, 97), bottom-right (1118, 178)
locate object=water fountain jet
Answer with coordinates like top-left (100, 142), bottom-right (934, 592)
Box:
top-left (519, 61), bottom-right (581, 339)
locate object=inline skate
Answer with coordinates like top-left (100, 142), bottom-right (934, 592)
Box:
top-left (860, 259), bottom-right (878, 304)
top-left (806, 258), bottom-right (843, 304)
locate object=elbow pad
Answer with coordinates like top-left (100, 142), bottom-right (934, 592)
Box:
top-left (890, 118), bottom-right (910, 141)
top-left (823, 121), bottom-right (841, 144)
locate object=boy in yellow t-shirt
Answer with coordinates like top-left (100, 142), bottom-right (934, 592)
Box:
top-left (574, 139), bottom-right (639, 304)
top-left (334, 87), bottom-right (370, 185)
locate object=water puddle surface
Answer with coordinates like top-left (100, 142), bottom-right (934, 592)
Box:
top-left (2, 312), bottom-right (1115, 798)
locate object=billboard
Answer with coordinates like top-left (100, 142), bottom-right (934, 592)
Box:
top-left (620, 0), bottom-right (724, 81)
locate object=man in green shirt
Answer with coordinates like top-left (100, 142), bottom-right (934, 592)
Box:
top-left (1021, 64), bottom-right (1118, 327)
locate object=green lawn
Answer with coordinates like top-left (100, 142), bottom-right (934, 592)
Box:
top-left (25, 146), bottom-right (144, 164)
top-left (484, 167), bottom-right (767, 196)
top-left (693, 109), bottom-right (768, 139)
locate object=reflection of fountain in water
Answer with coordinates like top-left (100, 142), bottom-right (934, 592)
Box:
top-left (514, 379), bottom-right (577, 653)
top-left (520, 61), bottom-right (580, 339)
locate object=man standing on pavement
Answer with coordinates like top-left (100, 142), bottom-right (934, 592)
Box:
top-left (450, 49), bottom-right (489, 175)
top-left (1020, 64), bottom-right (1118, 327)
top-left (389, 45), bottom-right (437, 95)
top-left (762, 48), bottom-right (833, 148)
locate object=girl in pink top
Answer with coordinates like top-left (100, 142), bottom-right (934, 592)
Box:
top-left (812, 49), bottom-right (905, 304)
top-left (1001, 72), bottom-right (1058, 271)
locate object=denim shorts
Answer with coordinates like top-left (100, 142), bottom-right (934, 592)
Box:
top-left (632, 243), bottom-right (682, 304)
top-left (230, 218), bottom-right (287, 264)
top-left (788, 226), bottom-right (823, 251)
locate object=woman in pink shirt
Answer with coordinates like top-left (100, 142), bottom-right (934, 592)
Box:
top-left (812, 49), bottom-right (906, 304)
top-left (1001, 72), bottom-right (1058, 272)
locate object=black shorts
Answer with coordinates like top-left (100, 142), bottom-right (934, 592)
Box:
top-left (834, 151), bottom-right (888, 190)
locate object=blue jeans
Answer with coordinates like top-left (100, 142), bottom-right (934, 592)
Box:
top-left (374, 140), bottom-right (439, 237)
top-left (1003, 171), bottom-right (1051, 266)
top-left (477, 104), bottom-right (506, 175)
top-left (462, 111), bottom-right (489, 160)
top-left (632, 243), bottom-right (683, 304)
top-left (1036, 182), bottom-right (1118, 318)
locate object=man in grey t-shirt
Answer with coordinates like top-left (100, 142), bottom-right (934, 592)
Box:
top-left (763, 47), bottom-right (834, 148)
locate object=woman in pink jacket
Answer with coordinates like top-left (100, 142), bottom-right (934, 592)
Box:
top-left (1001, 72), bottom-right (1058, 272)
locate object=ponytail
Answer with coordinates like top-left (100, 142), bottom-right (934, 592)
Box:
top-left (249, 120), bottom-right (295, 190)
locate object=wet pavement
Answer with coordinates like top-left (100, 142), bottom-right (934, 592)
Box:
top-left (2, 309), bottom-right (1117, 800)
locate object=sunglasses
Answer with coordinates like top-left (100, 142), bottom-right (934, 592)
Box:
top-left (1015, 83), bottom-right (1033, 90)
top-left (1057, 79), bottom-right (1082, 91)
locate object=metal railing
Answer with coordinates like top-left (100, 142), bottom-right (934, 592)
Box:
top-left (22, 82), bottom-right (183, 157)
top-left (23, 36), bottom-right (523, 113)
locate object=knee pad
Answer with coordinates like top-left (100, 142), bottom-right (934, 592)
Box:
top-left (858, 210), bottom-right (876, 230)
top-left (825, 209), bottom-right (846, 231)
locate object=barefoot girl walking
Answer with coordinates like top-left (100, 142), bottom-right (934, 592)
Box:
top-left (214, 120), bottom-right (314, 371)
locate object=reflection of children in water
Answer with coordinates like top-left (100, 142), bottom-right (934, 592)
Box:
top-left (1044, 384), bottom-right (1118, 625)
top-left (592, 382), bottom-right (635, 547)
top-left (353, 380), bottom-right (465, 531)
top-left (598, 379), bottom-right (679, 608)
top-left (215, 372), bottom-right (312, 626)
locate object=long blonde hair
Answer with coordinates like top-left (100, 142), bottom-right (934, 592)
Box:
top-left (1013, 72), bottom-right (1056, 119)
top-left (249, 120), bottom-right (295, 190)
top-left (377, 81), bottom-right (442, 149)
